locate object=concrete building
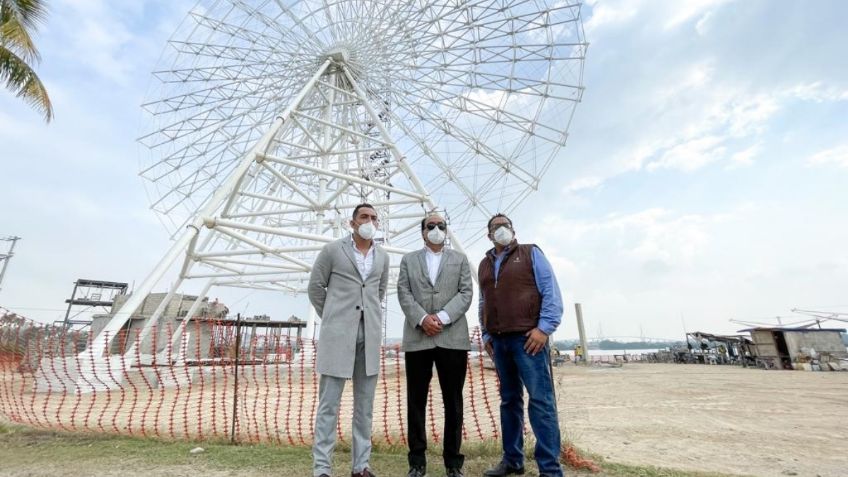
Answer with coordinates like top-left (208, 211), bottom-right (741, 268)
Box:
top-left (90, 292), bottom-right (229, 358)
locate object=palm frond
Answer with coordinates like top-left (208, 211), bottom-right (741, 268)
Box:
top-left (1, 0), bottom-right (49, 30)
top-left (0, 43), bottom-right (52, 121)
top-left (1, 13), bottom-right (40, 62)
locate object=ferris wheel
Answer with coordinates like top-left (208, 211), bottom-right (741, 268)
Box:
top-left (95, 0), bottom-right (586, 354)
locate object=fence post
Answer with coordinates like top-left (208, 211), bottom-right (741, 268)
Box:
top-left (230, 313), bottom-right (242, 444)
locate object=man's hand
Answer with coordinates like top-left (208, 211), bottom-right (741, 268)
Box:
top-left (484, 340), bottom-right (494, 359)
top-left (421, 314), bottom-right (443, 337)
top-left (524, 328), bottom-right (548, 356)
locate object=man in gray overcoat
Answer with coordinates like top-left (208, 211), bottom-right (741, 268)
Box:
top-left (397, 213), bottom-right (473, 477)
top-left (308, 203), bottom-right (390, 477)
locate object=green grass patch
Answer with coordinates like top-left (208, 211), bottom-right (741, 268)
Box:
top-left (0, 423), bottom-right (747, 477)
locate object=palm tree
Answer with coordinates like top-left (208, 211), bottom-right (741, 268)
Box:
top-left (1, 0), bottom-right (52, 122)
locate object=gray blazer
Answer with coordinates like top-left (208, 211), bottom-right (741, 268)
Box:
top-left (397, 248), bottom-right (473, 352)
top-left (308, 236), bottom-right (389, 378)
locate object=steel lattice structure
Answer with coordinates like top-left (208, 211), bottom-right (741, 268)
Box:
top-left (93, 0), bottom-right (586, 356)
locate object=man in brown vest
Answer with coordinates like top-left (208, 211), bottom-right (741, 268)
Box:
top-left (479, 214), bottom-right (564, 477)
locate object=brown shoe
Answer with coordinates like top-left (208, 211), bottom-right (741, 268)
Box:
top-left (351, 469), bottom-right (375, 477)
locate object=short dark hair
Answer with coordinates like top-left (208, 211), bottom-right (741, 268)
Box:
top-left (420, 213), bottom-right (446, 231)
top-left (487, 213), bottom-right (512, 231)
top-left (352, 203), bottom-right (375, 219)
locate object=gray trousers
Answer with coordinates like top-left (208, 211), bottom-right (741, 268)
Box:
top-left (313, 319), bottom-right (378, 476)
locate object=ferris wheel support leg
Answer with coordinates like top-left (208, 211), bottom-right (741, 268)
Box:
top-left (124, 275), bottom-right (187, 360)
top-left (165, 278), bottom-right (215, 363)
top-left (87, 226), bottom-right (200, 358)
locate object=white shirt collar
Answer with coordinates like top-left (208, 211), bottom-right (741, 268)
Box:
top-left (424, 246), bottom-right (443, 256)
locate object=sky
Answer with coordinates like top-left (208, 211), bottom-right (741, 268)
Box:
top-left (1, 0), bottom-right (847, 342)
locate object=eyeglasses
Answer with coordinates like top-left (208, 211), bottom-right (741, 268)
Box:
top-left (489, 223), bottom-right (511, 232)
top-left (426, 222), bottom-right (447, 231)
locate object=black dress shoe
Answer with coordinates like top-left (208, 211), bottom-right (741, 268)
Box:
top-left (407, 466), bottom-right (426, 477)
top-left (446, 468), bottom-right (464, 477)
top-left (482, 461), bottom-right (525, 477)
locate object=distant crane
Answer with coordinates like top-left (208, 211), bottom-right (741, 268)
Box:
top-left (790, 308), bottom-right (848, 328)
top-left (730, 309), bottom-right (848, 329)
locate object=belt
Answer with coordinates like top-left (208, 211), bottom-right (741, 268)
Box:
top-left (491, 330), bottom-right (529, 338)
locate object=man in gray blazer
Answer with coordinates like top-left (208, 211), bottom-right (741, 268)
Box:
top-left (397, 213), bottom-right (473, 477)
top-left (308, 203), bottom-right (390, 477)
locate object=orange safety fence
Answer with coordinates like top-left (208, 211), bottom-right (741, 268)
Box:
top-left (0, 307), bottom-right (504, 445)
top-left (0, 306), bottom-right (601, 471)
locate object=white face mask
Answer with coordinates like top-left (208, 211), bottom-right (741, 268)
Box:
top-left (426, 227), bottom-right (446, 245)
top-left (356, 221), bottom-right (376, 240)
top-left (492, 226), bottom-right (513, 246)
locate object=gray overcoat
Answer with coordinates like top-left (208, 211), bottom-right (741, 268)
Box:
top-left (308, 236), bottom-right (389, 378)
top-left (397, 248), bottom-right (473, 352)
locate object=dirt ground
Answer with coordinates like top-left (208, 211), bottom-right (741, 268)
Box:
top-left (2, 362), bottom-right (846, 476)
top-left (556, 363), bottom-right (848, 477)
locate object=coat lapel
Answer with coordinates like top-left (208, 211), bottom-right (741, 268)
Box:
top-left (372, 246), bottom-right (384, 280)
top-left (434, 249), bottom-right (449, 285)
top-left (340, 237), bottom-right (362, 282)
top-left (417, 249), bottom-right (431, 285)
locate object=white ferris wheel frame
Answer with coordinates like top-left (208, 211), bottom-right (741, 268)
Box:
top-left (89, 0), bottom-right (587, 360)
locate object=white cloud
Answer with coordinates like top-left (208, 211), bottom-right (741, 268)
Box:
top-left (695, 11), bottom-right (715, 35)
top-left (784, 82), bottom-right (848, 103)
top-left (724, 94), bottom-right (780, 137)
top-left (583, 0), bottom-right (638, 33)
top-left (647, 136), bottom-right (726, 172)
top-left (806, 145), bottom-right (848, 169)
top-left (550, 207), bottom-right (729, 267)
top-left (727, 142), bottom-right (761, 168)
top-left (585, 0), bottom-right (736, 33)
top-left (662, 0), bottom-right (734, 30)
top-left (563, 176), bottom-right (603, 193)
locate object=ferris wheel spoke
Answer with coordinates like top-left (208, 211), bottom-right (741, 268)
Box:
top-left (415, 1), bottom-right (580, 46)
top-left (386, 108), bottom-right (493, 218)
top-left (166, 40), bottom-right (284, 63)
top-left (151, 59), bottom-right (303, 84)
top-left (188, 11), bottom-right (295, 53)
top-left (400, 98), bottom-right (540, 188)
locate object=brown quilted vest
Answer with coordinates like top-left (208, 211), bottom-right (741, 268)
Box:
top-left (478, 242), bottom-right (541, 334)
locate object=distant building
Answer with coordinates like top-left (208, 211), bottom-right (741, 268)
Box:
top-left (89, 293), bottom-right (306, 363)
top-left (90, 292), bottom-right (229, 357)
top-left (738, 327), bottom-right (847, 370)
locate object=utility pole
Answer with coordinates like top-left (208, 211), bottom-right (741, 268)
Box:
top-left (575, 303), bottom-right (589, 366)
top-left (0, 236), bottom-right (21, 294)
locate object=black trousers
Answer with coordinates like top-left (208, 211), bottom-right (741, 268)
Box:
top-left (405, 346), bottom-right (468, 470)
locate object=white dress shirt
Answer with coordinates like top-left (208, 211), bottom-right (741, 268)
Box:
top-left (350, 235), bottom-right (375, 280)
top-left (419, 246), bottom-right (451, 326)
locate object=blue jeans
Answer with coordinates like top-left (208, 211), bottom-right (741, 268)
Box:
top-left (492, 334), bottom-right (562, 477)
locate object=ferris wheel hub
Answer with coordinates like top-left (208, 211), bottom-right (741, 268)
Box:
top-left (323, 46), bottom-right (351, 64)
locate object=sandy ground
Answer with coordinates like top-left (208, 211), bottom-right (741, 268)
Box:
top-left (556, 363), bottom-right (848, 477)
